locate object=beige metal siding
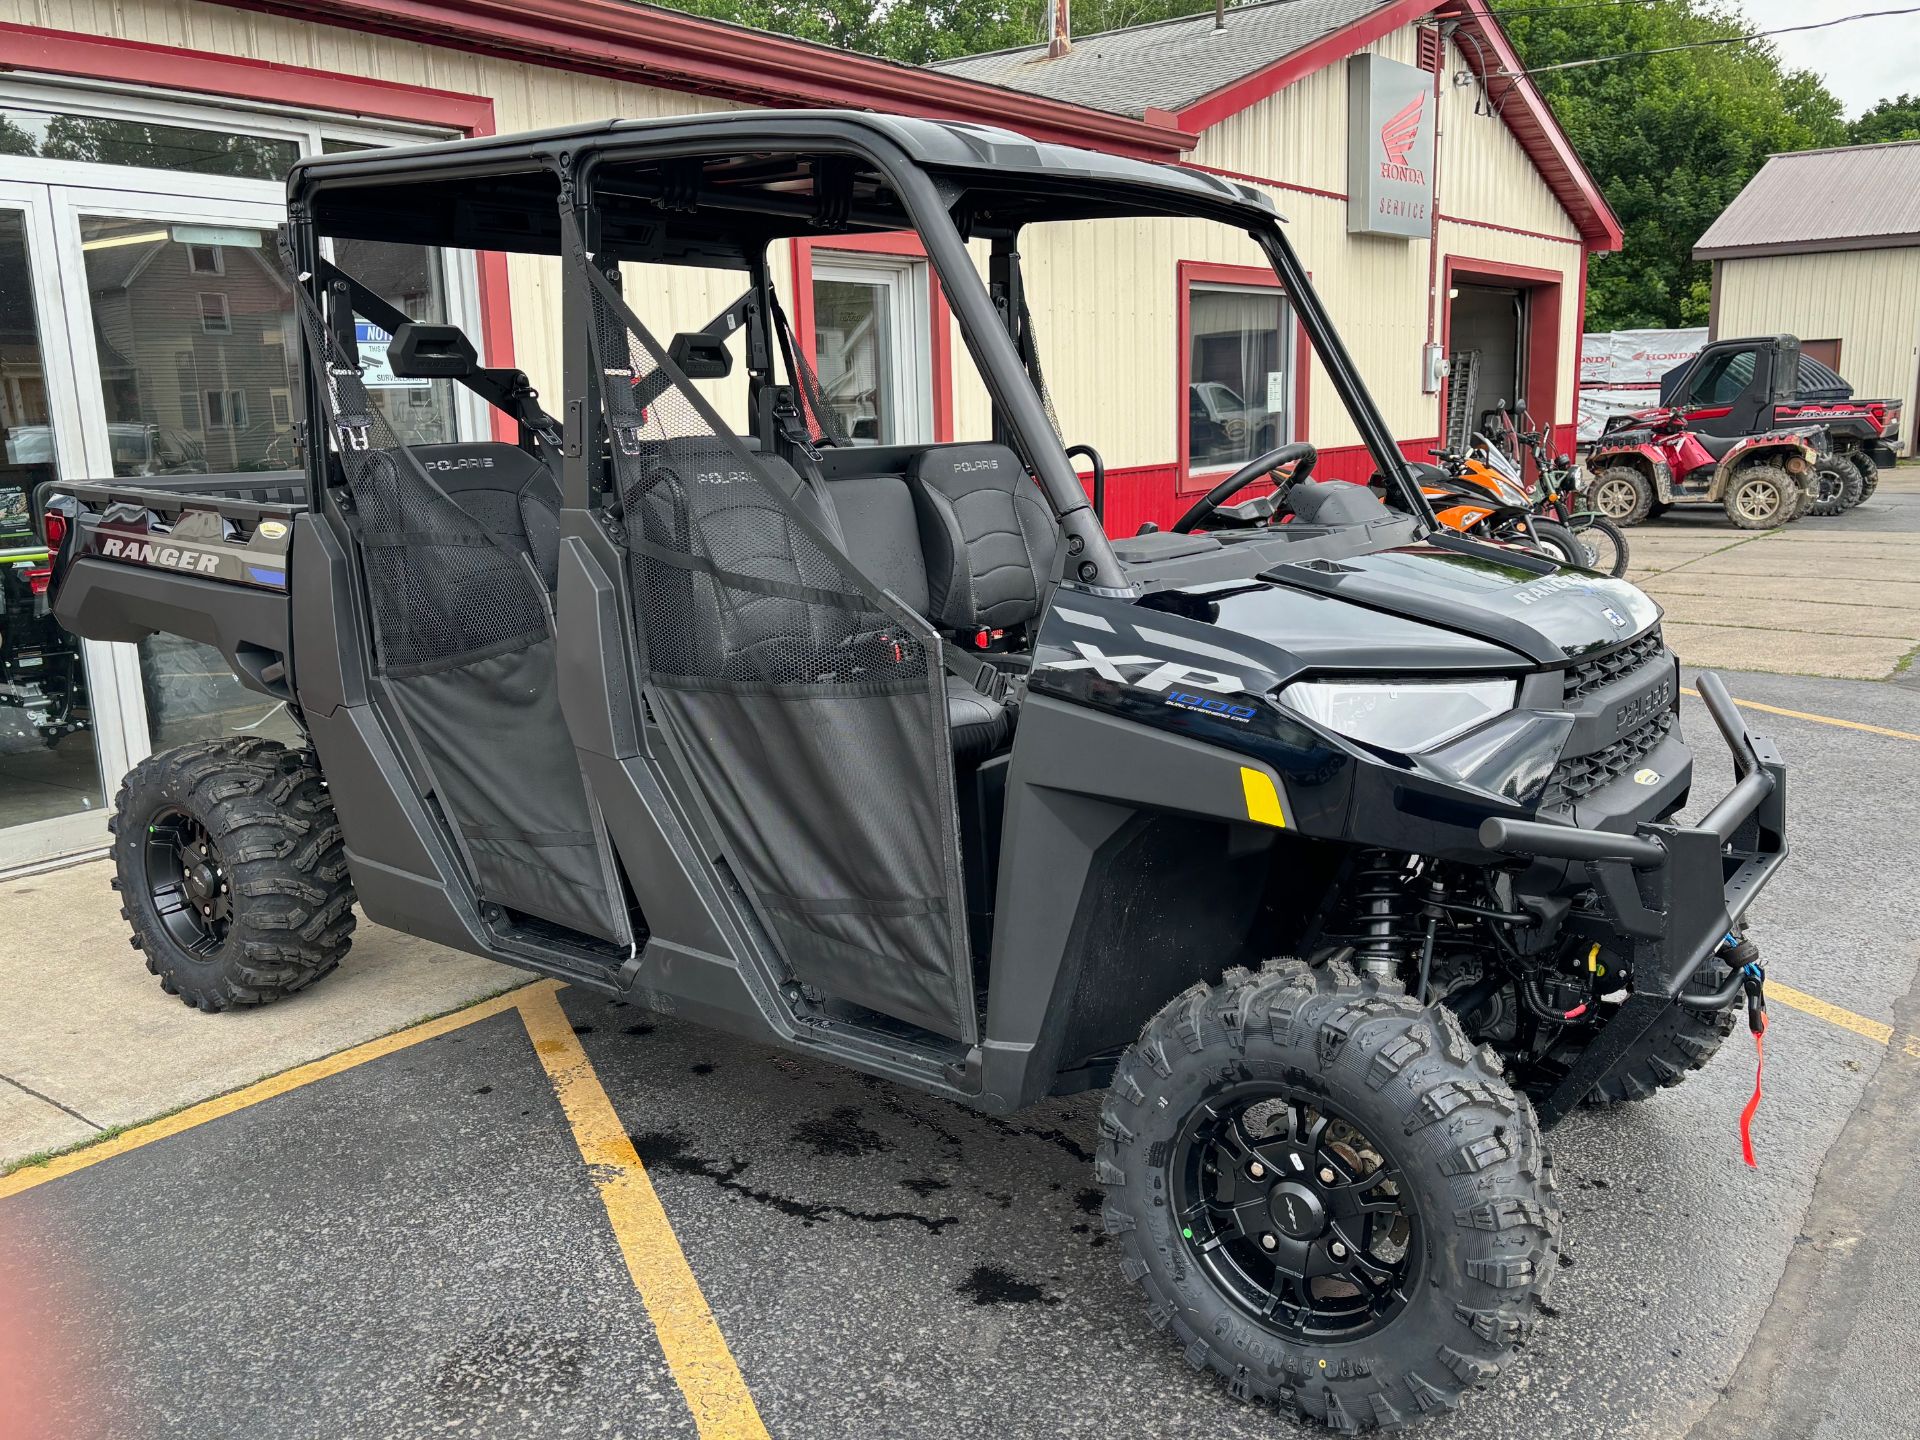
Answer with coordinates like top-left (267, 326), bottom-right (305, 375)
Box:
top-left (1716, 248), bottom-right (1920, 438)
top-left (14, 1), bottom-right (1591, 477)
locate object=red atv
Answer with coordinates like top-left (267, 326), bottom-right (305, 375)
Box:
top-left (1584, 409), bottom-right (1823, 530)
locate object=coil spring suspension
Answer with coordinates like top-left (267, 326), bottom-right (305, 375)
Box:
top-left (1347, 850), bottom-right (1416, 983)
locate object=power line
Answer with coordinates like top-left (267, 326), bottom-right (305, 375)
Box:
top-left (1480, 4), bottom-right (1920, 77)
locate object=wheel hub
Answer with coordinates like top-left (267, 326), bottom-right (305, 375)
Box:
top-left (145, 810), bottom-right (232, 956)
top-left (1267, 1181), bottom-right (1326, 1239)
top-left (1172, 1086), bottom-right (1420, 1341)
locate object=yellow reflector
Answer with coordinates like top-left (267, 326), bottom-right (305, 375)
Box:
top-left (1240, 767), bottom-right (1286, 828)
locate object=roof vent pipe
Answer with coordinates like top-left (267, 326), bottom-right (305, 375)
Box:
top-left (1048, 0), bottom-right (1071, 59)
top-left (1216, 0), bottom-right (1227, 28)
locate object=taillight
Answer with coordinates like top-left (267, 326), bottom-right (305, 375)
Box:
top-left (26, 566), bottom-right (53, 597)
top-left (1870, 404), bottom-right (1887, 431)
top-left (41, 510), bottom-right (66, 555)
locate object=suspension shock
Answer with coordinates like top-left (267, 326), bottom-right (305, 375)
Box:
top-left (1347, 850), bottom-right (1415, 984)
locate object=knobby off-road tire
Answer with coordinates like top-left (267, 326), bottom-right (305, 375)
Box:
top-left (1588, 466), bottom-right (1653, 526)
top-left (1853, 451), bottom-right (1880, 503)
top-left (1570, 987), bottom-right (1738, 1107)
top-left (1806, 458), bottom-right (1852, 517)
top-left (1098, 960), bottom-right (1560, 1432)
top-left (110, 737), bottom-right (355, 1012)
top-left (1723, 465), bottom-right (1797, 530)
top-left (1523, 520), bottom-right (1588, 569)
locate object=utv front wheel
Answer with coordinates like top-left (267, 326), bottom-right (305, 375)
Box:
top-left (110, 737), bottom-right (356, 1012)
top-left (1099, 961), bottom-right (1559, 1431)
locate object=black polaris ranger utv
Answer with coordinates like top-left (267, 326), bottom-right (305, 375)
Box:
top-left (40, 114), bottom-right (1788, 1430)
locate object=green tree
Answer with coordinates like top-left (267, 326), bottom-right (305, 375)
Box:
top-left (659, 1), bottom-right (1231, 66)
top-left (1502, 1), bottom-right (1844, 328)
top-left (1850, 93), bottom-right (1920, 144)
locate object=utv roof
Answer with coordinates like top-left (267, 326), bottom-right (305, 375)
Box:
top-left (292, 109), bottom-right (1279, 256)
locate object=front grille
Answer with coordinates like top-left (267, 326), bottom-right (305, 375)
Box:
top-left (1563, 628), bottom-right (1664, 703)
top-left (1543, 709), bottom-right (1675, 808)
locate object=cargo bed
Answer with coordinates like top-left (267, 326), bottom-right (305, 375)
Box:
top-left (39, 469), bottom-right (307, 704)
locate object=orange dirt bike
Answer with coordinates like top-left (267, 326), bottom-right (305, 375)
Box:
top-left (1395, 438), bottom-right (1602, 569)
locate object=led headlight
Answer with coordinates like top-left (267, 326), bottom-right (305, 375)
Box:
top-left (1277, 677), bottom-right (1517, 753)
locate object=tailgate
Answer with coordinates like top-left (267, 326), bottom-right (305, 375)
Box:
top-left (37, 474), bottom-right (306, 702)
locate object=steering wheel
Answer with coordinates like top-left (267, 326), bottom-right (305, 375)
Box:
top-left (1170, 441), bottom-right (1318, 533)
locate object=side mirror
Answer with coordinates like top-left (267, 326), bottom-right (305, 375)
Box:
top-left (667, 331), bottom-right (732, 381)
top-left (389, 322), bottom-right (477, 378)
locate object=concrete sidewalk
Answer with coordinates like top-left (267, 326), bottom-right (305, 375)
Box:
top-left (0, 858), bottom-right (517, 1169)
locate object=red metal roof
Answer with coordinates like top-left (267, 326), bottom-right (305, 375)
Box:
top-left (220, 0), bottom-right (1614, 249)
top-left (224, 0), bottom-right (1196, 159)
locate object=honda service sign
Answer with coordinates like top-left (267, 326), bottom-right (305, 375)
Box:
top-left (1348, 53), bottom-right (1434, 238)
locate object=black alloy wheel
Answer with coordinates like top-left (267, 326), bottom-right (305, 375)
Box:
top-left (144, 808), bottom-right (234, 955)
top-left (1172, 1084), bottom-right (1420, 1344)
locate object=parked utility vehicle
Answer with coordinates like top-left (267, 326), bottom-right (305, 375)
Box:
top-left (1654, 334), bottom-right (1902, 509)
top-left (40, 115), bottom-right (1788, 1431)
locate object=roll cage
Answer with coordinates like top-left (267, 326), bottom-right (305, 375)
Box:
top-left (284, 109), bottom-right (1437, 562)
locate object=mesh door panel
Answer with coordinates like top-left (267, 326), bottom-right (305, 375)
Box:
top-left (290, 265), bottom-right (624, 943)
top-left (583, 258), bottom-right (974, 1041)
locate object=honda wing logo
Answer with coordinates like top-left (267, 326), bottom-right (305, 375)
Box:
top-left (1045, 640), bottom-right (1249, 697)
top-left (1379, 93), bottom-right (1426, 184)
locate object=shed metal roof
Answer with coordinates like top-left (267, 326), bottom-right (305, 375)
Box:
top-left (934, 0), bottom-right (1390, 117)
top-left (1695, 141), bottom-right (1920, 259)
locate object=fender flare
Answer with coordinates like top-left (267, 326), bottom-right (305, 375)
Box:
top-left (1586, 446), bottom-right (1674, 504)
top-left (1708, 435), bottom-right (1820, 501)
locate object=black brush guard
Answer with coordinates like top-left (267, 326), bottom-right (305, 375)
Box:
top-left (1478, 672), bottom-right (1788, 1126)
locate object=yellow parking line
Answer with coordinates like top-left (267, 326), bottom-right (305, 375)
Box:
top-left (1682, 687), bottom-right (1920, 744)
top-left (1767, 981), bottom-right (1895, 1046)
top-left (0, 982), bottom-right (547, 1199)
top-left (516, 985), bottom-right (769, 1440)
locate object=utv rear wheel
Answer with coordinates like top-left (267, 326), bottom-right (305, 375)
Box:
top-left (1724, 466), bottom-right (1796, 529)
top-left (1854, 452), bottom-right (1880, 502)
top-left (1099, 960), bottom-right (1559, 1431)
top-left (1589, 466), bottom-right (1653, 526)
top-left (110, 737), bottom-right (355, 1011)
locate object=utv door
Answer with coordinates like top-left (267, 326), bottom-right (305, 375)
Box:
top-left (1679, 345), bottom-right (1769, 439)
top-left (567, 229), bottom-right (977, 1044)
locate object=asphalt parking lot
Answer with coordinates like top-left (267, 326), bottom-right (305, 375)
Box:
top-left (4, 666), bottom-right (1919, 1440)
top-left (5, 478), bottom-right (1920, 1440)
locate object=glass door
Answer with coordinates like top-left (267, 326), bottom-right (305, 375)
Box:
top-left (811, 255), bottom-right (933, 446)
top-left (49, 187), bottom-right (307, 766)
top-left (0, 181), bottom-right (123, 869)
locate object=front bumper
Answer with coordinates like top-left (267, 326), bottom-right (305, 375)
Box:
top-left (1478, 671), bottom-right (1788, 1126)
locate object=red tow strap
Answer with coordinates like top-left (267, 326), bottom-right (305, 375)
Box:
top-left (1739, 1012), bottom-right (1766, 1168)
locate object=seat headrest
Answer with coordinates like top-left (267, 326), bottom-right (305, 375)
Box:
top-left (408, 442), bottom-right (547, 495)
top-left (908, 443), bottom-right (1027, 498)
top-left (907, 443), bottom-right (1057, 633)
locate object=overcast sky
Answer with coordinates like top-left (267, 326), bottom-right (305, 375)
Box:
top-left (1733, 0), bottom-right (1920, 116)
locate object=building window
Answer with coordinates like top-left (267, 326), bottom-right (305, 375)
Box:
top-left (1185, 279), bottom-right (1293, 476)
top-left (199, 293), bottom-right (231, 335)
top-left (269, 388), bottom-right (293, 426)
top-left (203, 389), bottom-right (248, 430)
top-left (187, 244), bottom-right (224, 275)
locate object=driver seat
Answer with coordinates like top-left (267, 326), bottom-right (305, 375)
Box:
top-left (907, 444), bottom-right (1058, 635)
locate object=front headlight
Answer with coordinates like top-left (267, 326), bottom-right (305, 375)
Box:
top-left (1276, 678), bottom-right (1517, 753)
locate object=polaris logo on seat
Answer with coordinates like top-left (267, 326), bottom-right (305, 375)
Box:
top-left (98, 537), bottom-right (221, 574)
top-left (1044, 640), bottom-right (1246, 695)
top-left (423, 456), bottom-right (494, 471)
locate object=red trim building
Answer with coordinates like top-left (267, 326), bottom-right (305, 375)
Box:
top-left (1, 0), bottom-right (1617, 534)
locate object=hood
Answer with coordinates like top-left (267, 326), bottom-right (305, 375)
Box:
top-left (1258, 541), bottom-right (1661, 664)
